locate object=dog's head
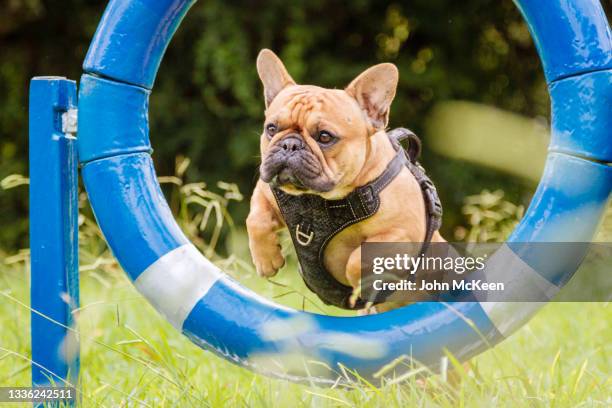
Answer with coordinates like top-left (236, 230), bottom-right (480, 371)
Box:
top-left (256, 49), bottom-right (398, 199)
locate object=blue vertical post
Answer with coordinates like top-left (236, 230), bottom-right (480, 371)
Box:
top-left (29, 77), bottom-right (80, 391)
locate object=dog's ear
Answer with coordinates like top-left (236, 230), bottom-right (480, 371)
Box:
top-left (345, 63), bottom-right (399, 130)
top-left (256, 49), bottom-right (296, 108)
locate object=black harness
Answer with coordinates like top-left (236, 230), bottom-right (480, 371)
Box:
top-left (272, 128), bottom-right (442, 309)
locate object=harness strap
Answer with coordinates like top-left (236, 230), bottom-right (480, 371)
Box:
top-left (353, 143), bottom-right (408, 208)
top-left (411, 164), bottom-right (443, 251)
top-left (387, 128), bottom-right (443, 251)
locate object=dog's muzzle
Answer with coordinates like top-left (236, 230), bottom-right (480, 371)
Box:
top-left (260, 134), bottom-right (333, 192)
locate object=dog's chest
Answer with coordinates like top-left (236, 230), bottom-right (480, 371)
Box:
top-left (272, 165), bottom-right (426, 309)
top-left (273, 183), bottom-right (379, 267)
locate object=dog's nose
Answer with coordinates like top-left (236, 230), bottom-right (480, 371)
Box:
top-left (280, 136), bottom-right (304, 152)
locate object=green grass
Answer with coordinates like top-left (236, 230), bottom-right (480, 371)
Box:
top-left (0, 255), bottom-right (609, 407)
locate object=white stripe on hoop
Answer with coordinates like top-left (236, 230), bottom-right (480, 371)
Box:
top-left (134, 244), bottom-right (222, 329)
top-left (478, 244), bottom-right (560, 337)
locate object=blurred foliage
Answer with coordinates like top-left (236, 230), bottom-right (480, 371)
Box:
top-left (82, 164), bottom-right (245, 277)
top-left (425, 101), bottom-right (549, 182)
top-left (1, 0), bottom-right (611, 250)
top-left (454, 189), bottom-right (524, 243)
top-left (160, 156), bottom-right (244, 258)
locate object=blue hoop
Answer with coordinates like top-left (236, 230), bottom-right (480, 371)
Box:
top-left (77, 0), bottom-right (612, 384)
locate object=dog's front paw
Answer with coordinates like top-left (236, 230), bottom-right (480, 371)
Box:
top-left (253, 245), bottom-right (285, 277)
top-left (246, 206), bottom-right (285, 277)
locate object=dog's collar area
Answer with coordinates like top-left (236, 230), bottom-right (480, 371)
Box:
top-left (272, 128), bottom-right (443, 310)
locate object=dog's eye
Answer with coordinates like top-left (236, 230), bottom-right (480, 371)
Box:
top-left (317, 130), bottom-right (336, 145)
top-left (265, 123), bottom-right (277, 137)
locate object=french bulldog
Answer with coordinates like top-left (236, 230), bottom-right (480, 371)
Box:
top-left (246, 49), bottom-right (445, 312)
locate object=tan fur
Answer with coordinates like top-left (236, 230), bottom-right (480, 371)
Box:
top-left (247, 49), bottom-right (445, 312)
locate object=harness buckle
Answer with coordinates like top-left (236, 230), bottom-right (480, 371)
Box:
top-left (295, 223), bottom-right (314, 246)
